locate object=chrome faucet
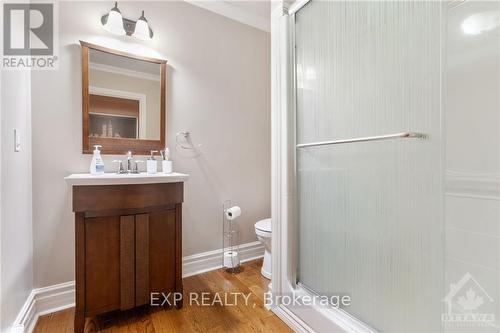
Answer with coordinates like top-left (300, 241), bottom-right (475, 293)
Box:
top-left (126, 151), bottom-right (133, 173)
top-left (112, 160), bottom-right (125, 174)
top-left (112, 151), bottom-right (143, 174)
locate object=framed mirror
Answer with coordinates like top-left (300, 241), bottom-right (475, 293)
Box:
top-left (80, 41), bottom-right (166, 155)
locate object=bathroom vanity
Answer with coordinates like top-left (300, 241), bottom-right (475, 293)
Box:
top-left (65, 173), bottom-right (188, 333)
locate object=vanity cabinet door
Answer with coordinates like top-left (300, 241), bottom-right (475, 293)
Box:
top-left (84, 210), bottom-right (176, 316)
top-left (135, 213), bottom-right (150, 306)
top-left (85, 216), bottom-right (121, 315)
top-left (120, 215), bottom-right (136, 310)
top-left (149, 209), bottom-right (176, 294)
top-left (121, 213), bottom-right (151, 309)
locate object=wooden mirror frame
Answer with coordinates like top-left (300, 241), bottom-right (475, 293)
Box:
top-left (80, 41), bottom-right (167, 155)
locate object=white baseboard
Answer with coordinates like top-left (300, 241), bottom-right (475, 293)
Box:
top-left (272, 305), bottom-right (314, 333)
top-left (183, 241), bottom-right (264, 277)
top-left (11, 241), bottom-right (264, 333)
top-left (11, 281), bottom-right (75, 333)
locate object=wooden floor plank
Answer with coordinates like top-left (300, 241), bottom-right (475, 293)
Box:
top-left (33, 259), bottom-right (292, 333)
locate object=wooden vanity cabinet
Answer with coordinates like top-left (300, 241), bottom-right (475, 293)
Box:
top-left (72, 182), bottom-right (183, 333)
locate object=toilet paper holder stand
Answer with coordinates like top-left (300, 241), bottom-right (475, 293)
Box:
top-left (222, 200), bottom-right (241, 272)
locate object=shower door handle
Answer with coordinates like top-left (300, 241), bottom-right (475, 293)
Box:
top-left (296, 132), bottom-right (426, 149)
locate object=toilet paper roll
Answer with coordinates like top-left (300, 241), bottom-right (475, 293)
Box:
top-left (223, 251), bottom-right (240, 268)
top-left (225, 206), bottom-right (241, 220)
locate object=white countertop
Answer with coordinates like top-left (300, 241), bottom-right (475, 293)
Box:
top-left (65, 172), bottom-right (189, 186)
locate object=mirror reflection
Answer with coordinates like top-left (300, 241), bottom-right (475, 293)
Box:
top-left (88, 49), bottom-right (161, 140)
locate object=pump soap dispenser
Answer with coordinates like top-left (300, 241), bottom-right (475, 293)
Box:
top-left (90, 145), bottom-right (105, 175)
top-left (147, 150), bottom-right (158, 174)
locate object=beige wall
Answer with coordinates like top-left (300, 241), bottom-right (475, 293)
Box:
top-left (89, 68), bottom-right (161, 140)
top-left (1, 70), bottom-right (33, 330)
top-left (31, 1), bottom-right (270, 288)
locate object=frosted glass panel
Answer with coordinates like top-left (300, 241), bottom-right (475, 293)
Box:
top-left (295, 1), bottom-right (444, 332)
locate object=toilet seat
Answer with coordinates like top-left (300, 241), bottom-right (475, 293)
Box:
top-left (255, 218), bottom-right (271, 233)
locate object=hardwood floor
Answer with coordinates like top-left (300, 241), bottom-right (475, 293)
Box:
top-left (33, 259), bottom-right (292, 333)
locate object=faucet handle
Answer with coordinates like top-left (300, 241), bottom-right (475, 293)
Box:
top-left (126, 151), bottom-right (133, 159)
top-left (133, 160), bottom-right (145, 173)
top-left (112, 160), bottom-right (124, 174)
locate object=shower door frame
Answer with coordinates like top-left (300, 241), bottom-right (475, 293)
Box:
top-left (272, 1), bottom-right (447, 332)
top-left (270, 1), bottom-right (378, 332)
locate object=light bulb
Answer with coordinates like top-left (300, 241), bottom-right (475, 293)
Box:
top-left (133, 11), bottom-right (151, 40)
top-left (103, 2), bottom-right (126, 36)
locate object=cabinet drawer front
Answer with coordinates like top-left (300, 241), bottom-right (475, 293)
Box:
top-left (73, 183), bottom-right (183, 212)
top-left (85, 216), bottom-right (120, 314)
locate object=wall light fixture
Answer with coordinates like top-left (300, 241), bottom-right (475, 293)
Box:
top-left (101, 2), bottom-right (154, 40)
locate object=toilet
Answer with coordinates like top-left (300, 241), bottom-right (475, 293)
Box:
top-left (254, 218), bottom-right (271, 279)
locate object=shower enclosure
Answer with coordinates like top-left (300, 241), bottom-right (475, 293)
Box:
top-left (271, 1), bottom-right (500, 332)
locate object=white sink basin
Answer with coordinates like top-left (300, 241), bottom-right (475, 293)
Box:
top-left (65, 172), bottom-right (189, 186)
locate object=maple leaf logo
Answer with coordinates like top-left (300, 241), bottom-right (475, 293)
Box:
top-left (457, 289), bottom-right (484, 311)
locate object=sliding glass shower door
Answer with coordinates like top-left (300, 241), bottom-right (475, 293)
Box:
top-left (295, 1), bottom-right (444, 332)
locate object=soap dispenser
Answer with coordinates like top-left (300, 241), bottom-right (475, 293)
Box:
top-left (90, 145), bottom-right (105, 175)
top-left (146, 150), bottom-right (158, 174)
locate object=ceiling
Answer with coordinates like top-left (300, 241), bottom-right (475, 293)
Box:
top-left (229, 1), bottom-right (272, 18)
top-left (187, 0), bottom-right (278, 32)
